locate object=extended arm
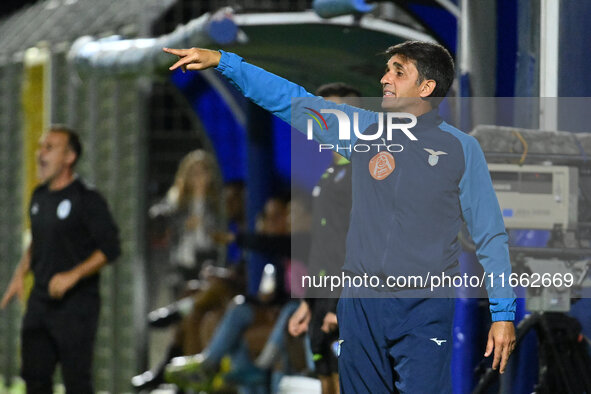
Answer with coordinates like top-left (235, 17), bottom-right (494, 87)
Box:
top-left (1, 244), bottom-right (32, 309)
top-left (164, 47), bottom-right (310, 124)
top-left (163, 47), bottom-right (378, 159)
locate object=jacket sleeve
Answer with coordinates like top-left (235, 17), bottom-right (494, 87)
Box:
top-left (215, 50), bottom-right (377, 159)
top-left (459, 136), bottom-right (516, 321)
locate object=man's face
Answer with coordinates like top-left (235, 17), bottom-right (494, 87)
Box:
top-left (380, 54), bottom-right (429, 111)
top-left (36, 131), bottom-right (75, 184)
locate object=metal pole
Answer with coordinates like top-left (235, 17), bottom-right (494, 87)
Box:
top-left (539, 0), bottom-right (560, 130)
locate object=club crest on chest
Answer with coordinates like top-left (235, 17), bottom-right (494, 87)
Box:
top-left (424, 148), bottom-right (447, 166)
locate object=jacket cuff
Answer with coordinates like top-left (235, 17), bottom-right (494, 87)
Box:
top-left (491, 311), bottom-right (515, 322)
top-left (215, 50), bottom-right (237, 74)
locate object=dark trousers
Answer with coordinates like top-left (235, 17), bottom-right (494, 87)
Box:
top-left (309, 298), bottom-right (339, 375)
top-left (21, 294), bottom-right (99, 394)
top-left (337, 288), bottom-right (455, 393)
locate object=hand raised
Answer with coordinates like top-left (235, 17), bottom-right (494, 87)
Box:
top-left (163, 48), bottom-right (221, 72)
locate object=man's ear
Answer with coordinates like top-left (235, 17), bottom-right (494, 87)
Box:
top-left (419, 79), bottom-right (436, 98)
top-left (65, 149), bottom-right (77, 167)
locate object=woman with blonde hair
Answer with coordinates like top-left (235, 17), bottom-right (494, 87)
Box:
top-left (151, 149), bottom-right (223, 279)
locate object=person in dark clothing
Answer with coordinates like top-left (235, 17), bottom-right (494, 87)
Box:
top-left (287, 83), bottom-right (358, 394)
top-left (292, 156), bottom-right (352, 393)
top-left (1, 126), bottom-right (120, 394)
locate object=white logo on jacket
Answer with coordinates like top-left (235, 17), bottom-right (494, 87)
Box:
top-left (424, 148), bottom-right (448, 166)
top-left (430, 338), bottom-right (447, 346)
top-left (57, 199), bottom-right (71, 219)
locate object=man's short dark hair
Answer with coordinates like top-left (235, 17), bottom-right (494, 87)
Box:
top-left (384, 41), bottom-right (454, 106)
top-left (49, 125), bottom-right (83, 166)
top-left (315, 82), bottom-right (361, 98)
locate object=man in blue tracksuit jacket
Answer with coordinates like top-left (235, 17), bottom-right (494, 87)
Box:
top-left (164, 41), bottom-right (516, 393)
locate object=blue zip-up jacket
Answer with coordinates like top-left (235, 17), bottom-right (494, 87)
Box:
top-left (216, 50), bottom-right (515, 321)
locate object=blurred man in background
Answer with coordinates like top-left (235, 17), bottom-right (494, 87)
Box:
top-left (1, 126), bottom-right (120, 394)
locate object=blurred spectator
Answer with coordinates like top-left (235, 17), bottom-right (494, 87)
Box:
top-left (149, 149), bottom-right (223, 288)
top-left (133, 180), bottom-right (246, 392)
top-left (164, 196), bottom-right (312, 393)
